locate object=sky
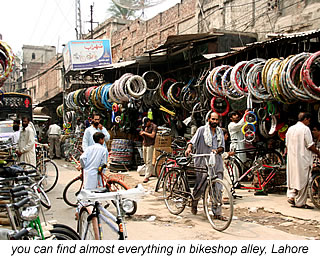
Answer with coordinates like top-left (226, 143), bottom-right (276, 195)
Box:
top-left (0, 0), bottom-right (181, 57)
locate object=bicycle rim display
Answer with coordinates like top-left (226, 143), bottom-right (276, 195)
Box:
top-left (163, 169), bottom-right (187, 215)
top-left (78, 208), bottom-right (96, 240)
top-left (203, 179), bottom-right (233, 231)
top-left (63, 176), bottom-right (82, 207)
top-left (309, 175), bottom-right (320, 209)
top-left (39, 159), bottom-right (59, 193)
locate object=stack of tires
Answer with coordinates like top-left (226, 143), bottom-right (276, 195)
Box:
top-left (109, 139), bottom-right (133, 172)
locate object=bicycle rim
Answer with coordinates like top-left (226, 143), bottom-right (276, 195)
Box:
top-left (309, 175), bottom-right (320, 209)
top-left (204, 179), bottom-right (233, 231)
top-left (78, 208), bottom-right (97, 240)
top-left (163, 169), bottom-right (187, 215)
top-left (63, 176), bottom-right (82, 207)
top-left (39, 159), bottom-right (59, 193)
top-left (36, 185), bottom-right (51, 209)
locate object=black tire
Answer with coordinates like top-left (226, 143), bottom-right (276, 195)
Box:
top-left (35, 185), bottom-right (51, 209)
top-left (52, 223), bottom-right (81, 240)
top-left (50, 227), bottom-right (78, 240)
top-left (77, 207), bottom-right (97, 240)
top-left (203, 179), bottom-right (233, 232)
top-left (260, 150), bottom-right (284, 166)
top-left (309, 175), bottom-right (320, 209)
top-left (106, 180), bottom-right (137, 216)
top-left (154, 153), bottom-right (167, 177)
top-left (37, 159), bottom-right (59, 193)
top-left (225, 158), bottom-right (242, 185)
top-left (63, 176), bottom-right (82, 207)
top-left (155, 161), bottom-right (175, 192)
top-left (163, 169), bottom-right (187, 215)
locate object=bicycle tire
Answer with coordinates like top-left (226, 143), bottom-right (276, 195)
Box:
top-left (50, 227), bottom-right (78, 240)
top-left (225, 158), bottom-right (242, 185)
top-left (163, 169), bottom-right (188, 215)
top-left (37, 159), bottom-right (59, 193)
top-left (153, 153), bottom-right (167, 177)
top-left (106, 179), bottom-right (137, 216)
top-left (35, 185), bottom-right (51, 209)
top-left (259, 150), bottom-right (284, 166)
top-left (155, 161), bottom-right (175, 192)
top-left (203, 178), bottom-right (233, 231)
top-left (77, 207), bottom-right (98, 240)
top-left (52, 223), bottom-right (81, 240)
top-left (309, 175), bottom-right (320, 209)
top-left (63, 176), bottom-right (83, 207)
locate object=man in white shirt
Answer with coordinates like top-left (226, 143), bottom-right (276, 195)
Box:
top-left (16, 117), bottom-right (36, 167)
top-left (47, 122), bottom-right (62, 159)
top-left (286, 112), bottom-right (320, 209)
top-left (12, 119), bottom-right (20, 146)
top-left (80, 132), bottom-right (108, 189)
top-left (82, 114), bottom-right (110, 152)
top-left (228, 111), bottom-right (247, 181)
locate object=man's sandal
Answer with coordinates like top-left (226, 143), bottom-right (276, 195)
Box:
top-left (291, 204), bottom-right (314, 209)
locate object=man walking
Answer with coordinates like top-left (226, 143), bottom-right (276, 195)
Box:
top-left (47, 121), bottom-right (62, 159)
top-left (139, 117), bottom-right (157, 183)
top-left (82, 114), bottom-right (110, 152)
top-left (286, 112), bottom-right (320, 209)
top-left (185, 111), bottom-right (225, 217)
top-left (16, 117), bottom-right (36, 167)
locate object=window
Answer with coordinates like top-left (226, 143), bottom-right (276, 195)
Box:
top-left (32, 53), bottom-right (36, 60)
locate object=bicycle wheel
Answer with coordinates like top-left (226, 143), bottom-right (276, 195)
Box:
top-left (35, 185), bottom-right (51, 209)
top-left (50, 227), bottom-right (78, 240)
top-left (106, 179), bottom-right (137, 216)
top-left (154, 153), bottom-right (167, 177)
top-left (155, 161), bottom-right (175, 192)
top-left (203, 178), bottom-right (233, 231)
top-left (260, 150), bottom-right (284, 166)
top-left (78, 207), bottom-right (97, 240)
top-left (52, 224), bottom-right (81, 240)
top-left (163, 169), bottom-right (187, 215)
top-left (225, 159), bottom-right (242, 185)
top-left (63, 176), bottom-right (82, 207)
top-left (309, 175), bottom-right (320, 209)
top-left (38, 159), bottom-right (59, 193)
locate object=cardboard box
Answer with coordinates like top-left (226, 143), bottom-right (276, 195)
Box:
top-left (154, 135), bottom-right (172, 147)
top-left (152, 146), bottom-right (172, 166)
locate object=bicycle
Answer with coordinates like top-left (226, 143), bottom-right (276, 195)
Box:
top-left (308, 165), bottom-right (320, 209)
top-left (162, 152), bottom-right (233, 231)
top-left (0, 170), bottom-right (79, 240)
top-left (225, 155), bottom-right (285, 198)
top-left (35, 142), bottom-right (59, 193)
top-left (63, 163), bottom-right (137, 215)
top-left (77, 184), bottom-right (145, 240)
top-left (225, 141), bottom-right (284, 186)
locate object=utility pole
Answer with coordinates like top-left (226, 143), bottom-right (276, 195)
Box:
top-left (75, 0), bottom-right (83, 40)
top-left (86, 4), bottom-right (99, 39)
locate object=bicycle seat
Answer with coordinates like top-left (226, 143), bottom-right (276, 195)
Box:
top-left (175, 156), bottom-right (192, 166)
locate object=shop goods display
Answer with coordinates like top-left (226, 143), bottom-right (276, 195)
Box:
top-left (0, 41), bottom-right (14, 87)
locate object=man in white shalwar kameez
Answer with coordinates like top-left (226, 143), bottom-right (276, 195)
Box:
top-left (16, 117), bottom-right (36, 167)
top-left (228, 111), bottom-right (247, 181)
top-left (286, 112), bottom-right (320, 209)
top-left (80, 132), bottom-right (108, 190)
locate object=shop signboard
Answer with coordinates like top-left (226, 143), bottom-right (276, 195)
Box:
top-left (63, 39), bottom-right (112, 72)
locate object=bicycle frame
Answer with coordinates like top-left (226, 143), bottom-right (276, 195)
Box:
top-left (80, 198), bottom-right (126, 240)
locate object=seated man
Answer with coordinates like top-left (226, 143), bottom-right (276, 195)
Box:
top-left (80, 132), bottom-right (108, 189)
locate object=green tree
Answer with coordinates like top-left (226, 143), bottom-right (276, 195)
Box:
top-left (107, 1), bottom-right (138, 20)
